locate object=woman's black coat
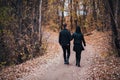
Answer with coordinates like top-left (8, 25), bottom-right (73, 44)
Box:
top-left (72, 32), bottom-right (86, 52)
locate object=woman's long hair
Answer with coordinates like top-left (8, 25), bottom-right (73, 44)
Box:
top-left (75, 26), bottom-right (82, 34)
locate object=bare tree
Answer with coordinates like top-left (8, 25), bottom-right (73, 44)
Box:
top-left (70, 0), bottom-right (73, 30)
top-left (107, 0), bottom-right (120, 56)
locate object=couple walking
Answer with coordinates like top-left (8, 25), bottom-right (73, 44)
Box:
top-left (59, 23), bottom-right (86, 67)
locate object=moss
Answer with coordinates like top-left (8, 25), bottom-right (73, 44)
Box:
top-left (0, 6), bottom-right (13, 26)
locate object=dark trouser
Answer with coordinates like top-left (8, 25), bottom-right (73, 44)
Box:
top-left (75, 51), bottom-right (82, 65)
top-left (62, 45), bottom-right (70, 63)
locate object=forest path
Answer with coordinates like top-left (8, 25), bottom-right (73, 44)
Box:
top-left (39, 44), bottom-right (95, 80)
top-left (18, 30), bottom-right (96, 80)
top-left (1, 29), bottom-right (117, 80)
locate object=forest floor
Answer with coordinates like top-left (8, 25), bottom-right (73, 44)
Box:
top-left (0, 29), bottom-right (120, 80)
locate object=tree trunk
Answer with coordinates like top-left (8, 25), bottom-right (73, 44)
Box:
top-left (70, 0), bottom-right (73, 30)
top-left (92, 0), bottom-right (97, 30)
top-left (74, 1), bottom-right (78, 27)
top-left (61, 0), bottom-right (65, 29)
top-left (17, 0), bottom-right (22, 33)
top-left (115, 0), bottom-right (119, 29)
top-left (82, 3), bottom-right (87, 33)
top-left (108, 0), bottom-right (120, 56)
top-left (39, 0), bottom-right (42, 44)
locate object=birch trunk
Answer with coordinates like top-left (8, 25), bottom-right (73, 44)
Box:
top-left (39, 0), bottom-right (42, 43)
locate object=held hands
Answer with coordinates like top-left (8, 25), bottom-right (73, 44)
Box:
top-left (84, 44), bottom-right (86, 47)
top-left (67, 44), bottom-right (70, 46)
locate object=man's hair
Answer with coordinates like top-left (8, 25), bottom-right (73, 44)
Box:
top-left (63, 23), bottom-right (67, 28)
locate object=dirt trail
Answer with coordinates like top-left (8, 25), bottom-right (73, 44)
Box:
top-left (39, 45), bottom-right (95, 80)
top-left (18, 31), bottom-right (97, 80)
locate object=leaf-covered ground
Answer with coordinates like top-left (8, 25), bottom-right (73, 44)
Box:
top-left (85, 30), bottom-right (120, 80)
top-left (0, 30), bottom-right (120, 80)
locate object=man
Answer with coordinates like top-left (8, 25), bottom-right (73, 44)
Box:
top-left (59, 23), bottom-right (71, 64)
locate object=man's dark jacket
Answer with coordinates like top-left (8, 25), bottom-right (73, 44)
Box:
top-left (59, 29), bottom-right (71, 46)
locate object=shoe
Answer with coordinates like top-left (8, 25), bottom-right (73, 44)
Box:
top-left (66, 61), bottom-right (69, 65)
top-left (64, 61), bottom-right (67, 64)
top-left (76, 63), bottom-right (77, 66)
top-left (77, 64), bottom-right (80, 67)
top-left (66, 59), bottom-right (69, 65)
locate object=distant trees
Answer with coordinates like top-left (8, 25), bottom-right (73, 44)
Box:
top-left (45, 0), bottom-right (120, 56)
top-left (0, 0), bottom-right (43, 66)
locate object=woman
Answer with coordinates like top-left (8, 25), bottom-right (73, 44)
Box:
top-left (71, 26), bottom-right (86, 67)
